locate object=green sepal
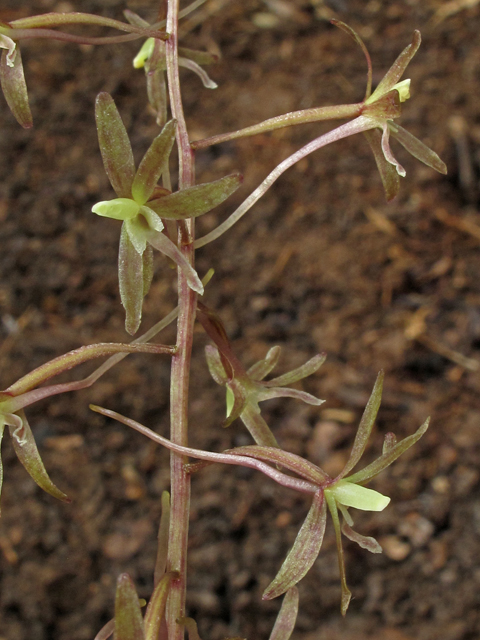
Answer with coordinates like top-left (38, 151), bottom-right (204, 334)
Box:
top-left (364, 129), bottom-right (400, 201)
top-left (389, 122), bottom-right (447, 175)
top-left (269, 587), bottom-right (299, 640)
top-left (114, 574), bottom-right (145, 640)
top-left (147, 173), bottom-right (243, 220)
top-left (119, 224), bottom-right (145, 335)
top-left (95, 92), bottom-right (135, 198)
top-left (0, 47), bottom-right (32, 128)
top-left (92, 198), bottom-right (140, 221)
top-left (132, 119), bottom-right (177, 205)
top-left (8, 410), bottom-right (70, 503)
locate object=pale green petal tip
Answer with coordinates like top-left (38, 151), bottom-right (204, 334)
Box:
top-left (226, 387), bottom-right (234, 418)
top-left (330, 480), bottom-right (390, 512)
top-left (392, 79), bottom-right (411, 103)
top-left (92, 198), bottom-right (140, 221)
top-left (0, 34), bottom-right (17, 67)
top-left (134, 38), bottom-right (155, 69)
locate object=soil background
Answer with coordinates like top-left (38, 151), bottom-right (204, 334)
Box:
top-left (1, 1), bottom-right (480, 639)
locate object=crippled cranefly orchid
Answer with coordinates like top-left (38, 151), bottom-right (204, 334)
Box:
top-left (92, 93), bottom-right (242, 335)
top-left (197, 302), bottom-right (325, 447)
top-left (92, 370), bottom-right (429, 616)
top-left (0, 341), bottom-right (174, 511)
top-left (0, 13), bottom-right (167, 128)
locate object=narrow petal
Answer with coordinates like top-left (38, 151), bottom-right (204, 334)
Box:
top-left (93, 619), bottom-right (115, 640)
top-left (144, 572), bottom-right (176, 640)
top-left (364, 129), bottom-right (400, 201)
top-left (114, 574), bottom-right (145, 640)
top-left (145, 41), bottom-right (168, 127)
top-left (146, 230), bottom-right (204, 294)
top-left (339, 371), bottom-right (384, 478)
top-left (367, 30), bottom-right (421, 103)
top-left (389, 122), bottom-right (447, 174)
top-left (204, 345), bottom-right (229, 385)
top-left (139, 206), bottom-right (165, 233)
top-left (132, 119), bottom-right (177, 204)
top-left (147, 173), bottom-right (243, 220)
top-left (154, 491), bottom-right (170, 585)
top-left (269, 587), bottom-right (299, 640)
top-left (119, 225), bottom-right (145, 335)
top-left (0, 47), bottom-right (32, 128)
top-left (341, 522), bottom-right (382, 554)
top-left (257, 387), bottom-right (324, 406)
top-left (266, 354), bottom-right (326, 387)
top-left (324, 492), bottom-right (351, 616)
top-left (347, 417), bottom-right (429, 485)
top-left (263, 490), bottom-right (327, 599)
top-left (179, 57), bottom-right (217, 89)
top-left (381, 123), bottom-right (406, 177)
top-left (330, 480), bottom-right (390, 511)
top-left (7, 410), bottom-right (70, 502)
top-left (247, 346), bottom-right (282, 381)
top-left (95, 92), bottom-right (135, 198)
top-left (223, 380), bottom-right (248, 427)
top-left (238, 403), bottom-right (279, 447)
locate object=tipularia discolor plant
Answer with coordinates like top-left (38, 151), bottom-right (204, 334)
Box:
top-left (0, 3), bottom-right (446, 639)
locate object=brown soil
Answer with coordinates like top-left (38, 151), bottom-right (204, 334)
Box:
top-left (1, 1), bottom-right (479, 639)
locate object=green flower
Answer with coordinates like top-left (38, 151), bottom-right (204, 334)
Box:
top-left (93, 93), bottom-right (242, 335)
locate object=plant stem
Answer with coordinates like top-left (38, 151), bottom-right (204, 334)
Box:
top-left (165, 1), bottom-right (197, 638)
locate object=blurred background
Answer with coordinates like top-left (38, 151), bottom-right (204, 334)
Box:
top-left (0, 1), bottom-right (479, 639)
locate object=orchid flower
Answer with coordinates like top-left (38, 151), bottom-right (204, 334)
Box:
top-left (0, 13), bottom-right (167, 128)
top-left (92, 370), bottom-right (428, 615)
top-left (92, 93), bottom-right (242, 335)
top-left (0, 341), bottom-right (174, 510)
top-left (124, 7), bottom-right (218, 126)
top-left (198, 302), bottom-right (325, 447)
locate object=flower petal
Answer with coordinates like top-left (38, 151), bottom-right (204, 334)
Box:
top-left (364, 129), bottom-right (400, 201)
top-left (114, 574), bottom-right (145, 640)
top-left (263, 490), bottom-right (327, 599)
top-left (0, 47), bottom-right (32, 128)
top-left (269, 587), bottom-right (299, 640)
top-left (204, 345), bottom-right (228, 385)
top-left (367, 30), bottom-right (421, 103)
top-left (7, 410), bottom-right (70, 502)
top-left (147, 173), bottom-right (243, 220)
top-left (146, 230), bottom-right (204, 294)
top-left (381, 123), bottom-right (406, 177)
top-left (179, 57), bottom-right (218, 89)
top-left (125, 217), bottom-right (148, 255)
top-left (247, 346), bottom-right (282, 381)
top-left (95, 92), bottom-right (135, 198)
top-left (144, 572), bottom-right (176, 640)
top-left (389, 122), bottom-right (447, 174)
top-left (119, 224), bottom-right (145, 335)
top-left (339, 371), bottom-right (384, 478)
top-left (331, 480), bottom-right (390, 511)
top-left (347, 418), bottom-right (429, 485)
top-left (324, 492), bottom-right (351, 616)
top-left (131, 119), bottom-right (177, 204)
top-left (238, 402), bottom-right (279, 447)
top-left (266, 353), bottom-right (326, 387)
top-left (341, 522), bottom-right (382, 554)
top-left (92, 198), bottom-right (140, 221)
top-left (257, 386), bottom-right (324, 406)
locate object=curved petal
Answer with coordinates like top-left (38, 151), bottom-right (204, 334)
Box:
top-left (364, 128), bottom-right (400, 201)
top-left (381, 123), bottom-right (406, 177)
top-left (263, 490), bottom-right (326, 599)
top-left (266, 354), bottom-right (326, 387)
top-left (389, 122), bottom-right (447, 174)
top-left (95, 92), bottom-right (135, 197)
top-left (324, 492), bottom-right (351, 616)
top-left (179, 57), bottom-right (217, 89)
top-left (341, 522), bottom-right (382, 553)
top-left (247, 346), bottom-right (282, 381)
top-left (0, 47), bottom-right (32, 128)
top-left (204, 345), bottom-right (228, 385)
top-left (257, 387), bottom-right (324, 406)
top-left (146, 230), bottom-right (203, 294)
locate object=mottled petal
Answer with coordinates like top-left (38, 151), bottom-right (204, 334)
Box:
top-left (364, 129), bottom-right (400, 201)
top-left (95, 92), bottom-right (135, 198)
top-left (119, 224), bottom-right (145, 335)
top-left (7, 410), bottom-right (70, 502)
top-left (0, 47), bottom-right (32, 128)
top-left (266, 354), bottom-right (326, 387)
top-left (389, 122), bottom-right (447, 174)
top-left (347, 418), bottom-right (429, 485)
top-left (340, 371), bottom-right (384, 478)
top-left (269, 587), bottom-right (299, 640)
top-left (247, 346), bottom-right (281, 381)
top-left (132, 119), bottom-right (177, 204)
top-left (114, 574), bottom-right (145, 640)
top-left (367, 31), bottom-right (421, 103)
top-left (146, 230), bottom-right (204, 294)
top-left (263, 490), bottom-right (326, 599)
top-left (341, 522), bottom-right (382, 553)
top-left (148, 173), bottom-right (243, 220)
